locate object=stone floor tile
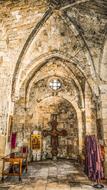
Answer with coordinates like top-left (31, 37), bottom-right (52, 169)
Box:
top-left (0, 160), bottom-right (106, 190)
top-left (70, 187), bottom-right (82, 190)
top-left (57, 184), bottom-right (70, 190)
top-left (46, 182), bottom-right (58, 190)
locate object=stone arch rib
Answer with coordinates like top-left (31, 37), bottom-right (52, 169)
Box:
top-left (12, 7), bottom-right (53, 98)
top-left (60, 0), bottom-right (91, 10)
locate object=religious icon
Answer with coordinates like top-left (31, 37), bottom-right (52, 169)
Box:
top-left (31, 134), bottom-right (41, 150)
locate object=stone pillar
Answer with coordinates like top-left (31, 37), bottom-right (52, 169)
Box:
top-left (85, 92), bottom-right (92, 134)
top-left (85, 84), bottom-right (96, 135)
top-left (100, 38), bottom-right (107, 81)
top-left (100, 36), bottom-right (107, 177)
top-left (100, 84), bottom-right (107, 177)
top-left (0, 135), bottom-right (6, 175)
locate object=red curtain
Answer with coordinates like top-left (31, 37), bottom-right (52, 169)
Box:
top-left (11, 132), bottom-right (17, 149)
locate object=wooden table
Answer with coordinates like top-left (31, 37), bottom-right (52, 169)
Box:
top-left (1, 155), bottom-right (28, 181)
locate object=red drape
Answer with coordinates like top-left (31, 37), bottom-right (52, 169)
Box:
top-left (11, 132), bottom-right (17, 149)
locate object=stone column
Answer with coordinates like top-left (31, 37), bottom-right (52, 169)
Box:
top-left (100, 84), bottom-right (107, 177)
top-left (100, 37), bottom-right (107, 177)
top-left (85, 83), bottom-right (97, 135)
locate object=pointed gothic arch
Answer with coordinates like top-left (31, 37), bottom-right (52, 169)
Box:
top-left (11, 6), bottom-right (99, 101)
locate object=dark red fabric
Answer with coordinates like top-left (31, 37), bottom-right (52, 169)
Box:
top-left (21, 146), bottom-right (28, 154)
top-left (11, 132), bottom-right (17, 149)
top-left (85, 135), bottom-right (104, 181)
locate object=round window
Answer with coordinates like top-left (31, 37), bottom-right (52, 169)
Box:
top-left (49, 79), bottom-right (61, 90)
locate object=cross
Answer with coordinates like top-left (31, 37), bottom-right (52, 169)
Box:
top-left (42, 114), bottom-right (67, 158)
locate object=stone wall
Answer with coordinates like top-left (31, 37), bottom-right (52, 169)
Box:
top-left (0, 0), bottom-right (107, 176)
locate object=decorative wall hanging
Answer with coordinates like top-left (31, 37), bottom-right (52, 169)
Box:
top-left (31, 134), bottom-right (41, 150)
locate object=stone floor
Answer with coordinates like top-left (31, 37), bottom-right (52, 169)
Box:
top-left (0, 159), bottom-right (106, 190)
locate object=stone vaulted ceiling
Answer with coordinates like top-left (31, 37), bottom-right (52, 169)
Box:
top-left (1, 0), bottom-right (107, 18)
top-left (74, 0), bottom-right (107, 19)
top-left (5, 0), bottom-right (106, 99)
top-left (0, 0), bottom-right (107, 100)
